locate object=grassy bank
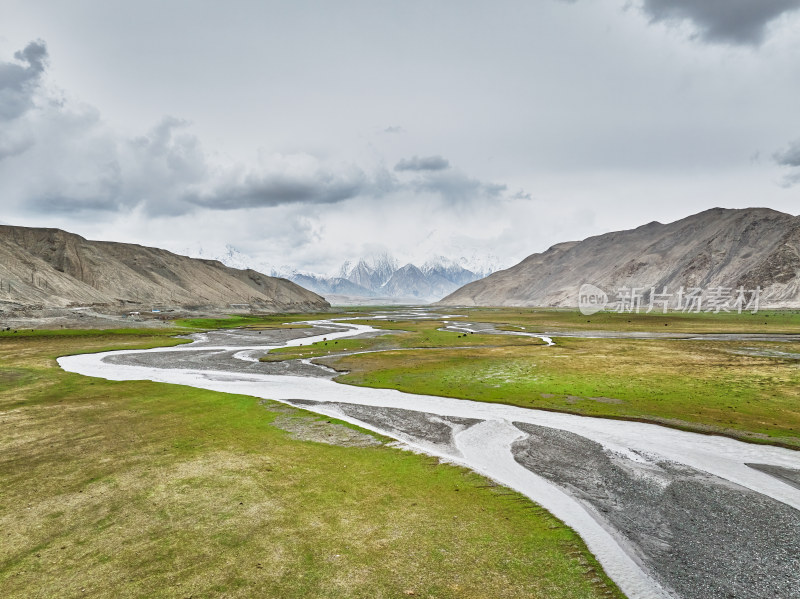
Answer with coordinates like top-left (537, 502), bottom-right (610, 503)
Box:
top-left (0, 330), bottom-right (622, 599)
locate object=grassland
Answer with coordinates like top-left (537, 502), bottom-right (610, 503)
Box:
top-left (452, 307), bottom-right (800, 334)
top-left (265, 309), bottom-right (800, 449)
top-left (261, 319), bottom-right (544, 363)
top-left (173, 313), bottom-right (325, 331)
top-left (0, 329), bottom-right (622, 599)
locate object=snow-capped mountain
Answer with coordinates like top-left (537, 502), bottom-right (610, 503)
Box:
top-left (183, 244), bottom-right (272, 273)
top-left (308, 254), bottom-right (499, 303)
top-left (450, 254), bottom-right (507, 278)
top-left (421, 257), bottom-right (486, 287)
top-left (382, 264), bottom-right (453, 300)
top-left (338, 254), bottom-right (398, 291)
top-left (182, 246), bottom-right (502, 304)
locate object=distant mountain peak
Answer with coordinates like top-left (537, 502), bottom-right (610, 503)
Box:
top-left (297, 253), bottom-right (501, 303)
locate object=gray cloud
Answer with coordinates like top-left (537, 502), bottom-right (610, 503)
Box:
top-left (394, 155), bottom-right (450, 172)
top-left (9, 114), bottom-right (204, 218)
top-left (641, 0), bottom-right (800, 45)
top-left (0, 40), bottom-right (48, 160)
top-left (774, 138), bottom-right (800, 186)
top-left (121, 117), bottom-right (209, 214)
top-left (0, 39), bottom-right (47, 122)
top-left (511, 189), bottom-right (533, 201)
top-left (0, 125), bottom-right (34, 160)
top-left (0, 42), bottom-right (378, 216)
top-left (410, 169), bottom-right (507, 204)
top-left (2, 2), bottom-right (799, 276)
top-left (0, 40), bottom-right (521, 222)
top-left (774, 139), bottom-right (800, 167)
top-left (14, 41), bottom-right (48, 73)
top-left (32, 194), bottom-right (123, 214)
top-left (191, 157), bottom-right (509, 211)
top-left (187, 167), bottom-right (368, 210)
top-left (383, 125), bottom-right (405, 134)
top-left (390, 153), bottom-right (510, 204)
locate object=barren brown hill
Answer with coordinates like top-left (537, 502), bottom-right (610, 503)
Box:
top-left (438, 208), bottom-right (800, 308)
top-left (0, 225), bottom-right (329, 312)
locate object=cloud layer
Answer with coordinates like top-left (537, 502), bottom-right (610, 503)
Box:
top-left (0, 40), bottom-right (47, 122)
top-left (0, 42), bottom-right (517, 220)
top-left (774, 139), bottom-right (800, 186)
top-left (2, 0), bottom-right (799, 277)
top-left (394, 155), bottom-right (450, 172)
top-left (187, 159), bottom-right (370, 211)
top-left (640, 0), bottom-right (800, 45)
top-left (0, 40), bottom-right (48, 160)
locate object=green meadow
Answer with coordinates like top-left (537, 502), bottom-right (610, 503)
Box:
top-left (0, 327), bottom-right (621, 599)
top-left (448, 307), bottom-right (800, 334)
top-left (6, 306), bottom-right (798, 598)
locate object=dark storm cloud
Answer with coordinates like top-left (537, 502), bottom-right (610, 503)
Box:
top-left (394, 155), bottom-right (450, 172)
top-left (641, 0), bottom-right (800, 45)
top-left (0, 39), bottom-right (47, 121)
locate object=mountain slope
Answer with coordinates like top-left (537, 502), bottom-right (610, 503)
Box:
top-left (290, 273), bottom-right (377, 298)
top-left (438, 208), bottom-right (800, 308)
top-left (0, 225), bottom-right (329, 312)
top-left (380, 264), bottom-right (442, 300)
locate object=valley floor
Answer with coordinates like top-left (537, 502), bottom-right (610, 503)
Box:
top-left (56, 308), bottom-right (800, 598)
top-left (0, 324), bottom-right (620, 599)
top-left (5, 307), bottom-right (800, 598)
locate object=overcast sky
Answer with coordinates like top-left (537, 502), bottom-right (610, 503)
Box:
top-left (1, 0), bottom-right (799, 274)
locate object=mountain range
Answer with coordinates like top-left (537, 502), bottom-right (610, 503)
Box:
top-left (8, 207), bottom-right (794, 314)
top-left (0, 225), bottom-right (328, 313)
top-left (286, 254), bottom-right (496, 304)
top-left (438, 208), bottom-right (800, 308)
top-left (188, 248), bottom-right (502, 304)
